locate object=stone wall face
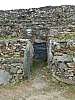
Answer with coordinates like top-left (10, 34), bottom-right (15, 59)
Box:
top-left (48, 40), bottom-right (75, 84)
top-left (0, 5), bottom-right (75, 40)
top-left (0, 39), bottom-right (33, 84)
top-left (0, 5), bottom-right (75, 85)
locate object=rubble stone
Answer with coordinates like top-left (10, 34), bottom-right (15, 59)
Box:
top-left (0, 39), bottom-right (33, 85)
top-left (48, 39), bottom-right (75, 84)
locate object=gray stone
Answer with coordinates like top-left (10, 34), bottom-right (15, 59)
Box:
top-left (17, 69), bottom-right (23, 74)
top-left (0, 69), bottom-right (10, 85)
top-left (10, 67), bottom-right (18, 74)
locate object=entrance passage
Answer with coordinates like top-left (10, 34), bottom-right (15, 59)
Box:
top-left (33, 42), bottom-right (47, 61)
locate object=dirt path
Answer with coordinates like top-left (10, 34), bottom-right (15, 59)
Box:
top-left (0, 63), bottom-right (74, 100)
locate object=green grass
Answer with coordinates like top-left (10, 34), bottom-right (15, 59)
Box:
top-left (31, 60), bottom-right (47, 72)
top-left (50, 32), bottom-right (75, 41)
top-left (0, 36), bottom-right (18, 41)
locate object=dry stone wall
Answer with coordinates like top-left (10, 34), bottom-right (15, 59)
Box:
top-left (48, 40), bottom-right (75, 84)
top-left (0, 39), bottom-right (33, 85)
top-left (0, 5), bottom-right (75, 40)
top-left (0, 5), bottom-right (75, 85)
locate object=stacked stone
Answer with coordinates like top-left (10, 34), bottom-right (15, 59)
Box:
top-left (48, 40), bottom-right (75, 84)
top-left (0, 39), bottom-right (33, 84)
top-left (0, 5), bottom-right (75, 40)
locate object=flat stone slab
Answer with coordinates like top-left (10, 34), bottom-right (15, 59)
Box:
top-left (0, 69), bottom-right (10, 85)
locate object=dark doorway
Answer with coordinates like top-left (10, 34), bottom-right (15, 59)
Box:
top-left (33, 42), bottom-right (47, 61)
